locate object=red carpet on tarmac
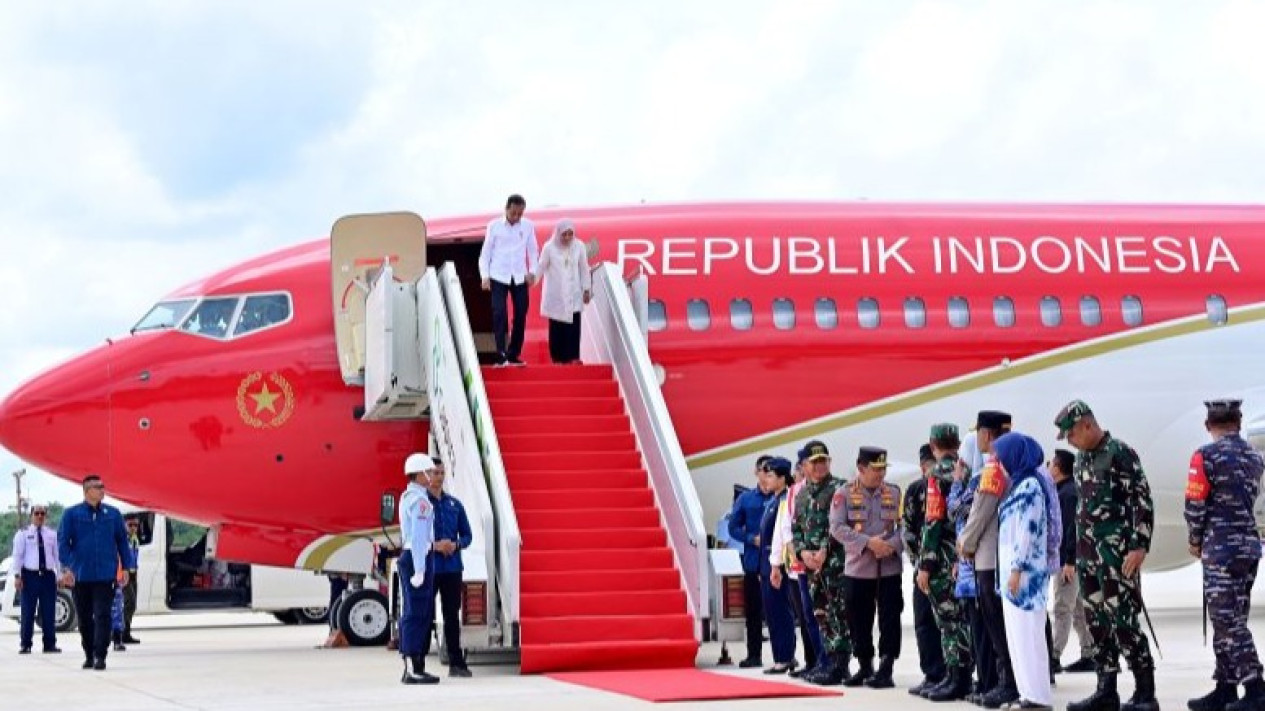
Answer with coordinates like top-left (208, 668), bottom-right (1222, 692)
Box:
top-left (547, 669), bottom-right (844, 703)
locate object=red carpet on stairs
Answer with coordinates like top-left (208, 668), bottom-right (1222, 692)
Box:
top-left (484, 363), bottom-right (700, 674)
top-left (547, 669), bottom-right (844, 703)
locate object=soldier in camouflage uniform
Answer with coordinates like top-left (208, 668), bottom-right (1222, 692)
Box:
top-left (793, 439), bottom-right (853, 685)
top-left (903, 444), bottom-right (947, 696)
top-left (1055, 400), bottom-right (1158, 711)
top-left (917, 423), bottom-right (974, 702)
top-left (1185, 399), bottom-right (1265, 711)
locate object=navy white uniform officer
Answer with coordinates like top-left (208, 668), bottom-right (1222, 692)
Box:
top-left (398, 453), bottom-right (440, 685)
top-left (13, 504), bottom-right (62, 654)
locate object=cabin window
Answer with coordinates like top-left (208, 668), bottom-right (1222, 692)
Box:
top-left (947, 297), bottom-right (970, 328)
top-left (133, 299), bottom-right (197, 334)
top-left (729, 298), bottom-right (753, 331)
top-left (1121, 295), bottom-right (1144, 327)
top-left (772, 298), bottom-right (796, 330)
top-left (993, 296), bottom-right (1016, 328)
top-left (233, 293), bottom-right (293, 336)
top-left (904, 297), bottom-right (927, 329)
top-left (648, 299), bottom-right (667, 331)
top-left (1080, 296), bottom-right (1102, 327)
top-left (1040, 296), bottom-right (1062, 327)
top-left (686, 299), bottom-right (711, 331)
top-left (814, 298), bottom-right (838, 330)
top-left (1207, 294), bottom-right (1229, 325)
top-left (857, 298), bottom-right (880, 329)
top-left (181, 297), bottom-right (240, 339)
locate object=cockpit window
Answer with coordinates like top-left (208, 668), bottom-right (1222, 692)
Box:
top-left (132, 299), bottom-right (197, 333)
top-left (181, 297), bottom-right (239, 339)
top-left (234, 293), bottom-right (292, 336)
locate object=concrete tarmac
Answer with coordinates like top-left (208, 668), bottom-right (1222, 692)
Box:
top-left (0, 606), bottom-right (1251, 711)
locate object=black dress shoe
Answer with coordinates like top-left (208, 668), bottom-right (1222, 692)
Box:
top-left (122, 635), bottom-right (141, 644)
top-left (1063, 658), bottom-right (1095, 673)
top-left (449, 666), bottom-right (473, 678)
top-left (42, 647), bottom-right (61, 654)
top-left (738, 657), bottom-right (763, 669)
top-left (763, 663), bottom-right (793, 675)
top-left (83, 658), bottom-right (94, 669)
top-left (19, 646), bottom-right (31, 655)
top-left (113, 642), bottom-right (126, 652)
top-left (93, 658), bottom-right (106, 670)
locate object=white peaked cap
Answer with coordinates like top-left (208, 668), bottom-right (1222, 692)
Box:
top-left (404, 453), bottom-right (436, 475)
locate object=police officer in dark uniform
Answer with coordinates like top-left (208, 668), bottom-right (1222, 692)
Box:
top-left (1185, 399), bottom-right (1265, 711)
top-left (904, 444), bottom-right (947, 696)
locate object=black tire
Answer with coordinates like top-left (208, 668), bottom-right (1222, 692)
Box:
top-left (336, 589), bottom-right (390, 647)
top-left (273, 610), bottom-right (300, 625)
top-left (328, 595), bottom-right (345, 631)
top-left (35, 590), bottom-right (77, 633)
top-left (295, 606), bottom-right (328, 624)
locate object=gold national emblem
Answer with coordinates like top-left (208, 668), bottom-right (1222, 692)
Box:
top-left (236, 372), bottom-right (296, 429)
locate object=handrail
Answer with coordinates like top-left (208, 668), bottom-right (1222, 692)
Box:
top-left (581, 263), bottom-right (709, 631)
top-left (438, 263), bottom-right (521, 629)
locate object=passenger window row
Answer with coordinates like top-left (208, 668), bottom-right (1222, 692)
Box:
top-left (649, 294), bottom-right (1231, 332)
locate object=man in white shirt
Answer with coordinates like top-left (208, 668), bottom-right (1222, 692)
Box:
top-left (13, 505), bottom-right (62, 654)
top-left (478, 194), bottom-right (539, 366)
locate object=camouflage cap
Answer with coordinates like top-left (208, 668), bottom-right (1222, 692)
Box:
top-left (929, 423), bottom-right (959, 440)
top-left (1054, 400), bottom-right (1093, 440)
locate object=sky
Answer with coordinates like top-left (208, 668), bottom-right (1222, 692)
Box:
top-left (2, 0), bottom-right (1265, 509)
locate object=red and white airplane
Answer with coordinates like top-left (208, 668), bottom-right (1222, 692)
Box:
top-left (2, 202), bottom-right (1263, 573)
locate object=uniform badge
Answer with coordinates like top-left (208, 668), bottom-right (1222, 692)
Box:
top-left (979, 458), bottom-right (1007, 496)
top-left (1185, 450), bottom-right (1211, 501)
top-left (926, 479), bottom-right (946, 521)
top-left (236, 371), bottom-right (296, 429)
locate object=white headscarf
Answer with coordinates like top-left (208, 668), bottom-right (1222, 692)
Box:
top-left (551, 218), bottom-right (576, 243)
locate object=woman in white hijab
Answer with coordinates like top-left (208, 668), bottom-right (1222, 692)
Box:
top-left (537, 219), bottom-right (592, 364)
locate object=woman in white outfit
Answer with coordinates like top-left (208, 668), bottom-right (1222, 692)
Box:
top-left (537, 219), bottom-right (592, 364)
top-left (993, 432), bottom-right (1056, 710)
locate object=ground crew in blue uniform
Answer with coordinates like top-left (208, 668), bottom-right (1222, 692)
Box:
top-left (1185, 399), bottom-right (1265, 711)
top-left (422, 458), bottom-right (475, 678)
top-left (13, 504), bottom-right (61, 654)
top-left (729, 454), bottom-right (773, 668)
top-left (793, 440), bottom-right (854, 685)
top-left (57, 474), bottom-right (135, 671)
top-left (398, 453), bottom-right (440, 685)
top-left (1055, 400), bottom-right (1158, 711)
top-left (831, 446), bottom-right (904, 690)
top-left (904, 444), bottom-right (947, 696)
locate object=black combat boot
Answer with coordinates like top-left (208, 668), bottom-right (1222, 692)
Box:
top-left (1188, 682), bottom-right (1239, 711)
top-left (867, 656), bottom-right (896, 689)
top-left (812, 652), bottom-right (852, 686)
top-left (1227, 678), bottom-right (1265, 711)
top-left (981, 667), bottom-right (1020, 709)
top-left (844, 657), bottom-right (873, 687)
top-left (401, 655), bottom-right (440, 685)
top-left (923, 671), bottom-right (957, 699)
top-left (928, 666), bottom-right (973, 702)
top-left (1122, 668), bottom-right (1159, 711)
top-left (910, 674), bottom-right (944, 696)
top-left (1068, 672), bottom-right (1120, 711)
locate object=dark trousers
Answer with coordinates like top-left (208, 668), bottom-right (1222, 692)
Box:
top-left (72, 580), bottom-right (115, 661)
top-left (548, 315), bottom-right (582, 363)
top-left (912, 572), bottom-right (946, 680)
top-left (122, 574), bottom-right (137, 635)
top-left (423, 572), bottom-right (465, 667)
top-left (844, 574), bottom-right (904, 661)
top-left (761, 572), bottom-right (797, 664)
top-left (976, 569), bottom-right (1015, 689)
top-left (397, 553), bottom-right (435, 658)
top-left (788, 573), bottom-right (818, 669)
top-left (967, 597), bottom-right (998, 691)
top-left (19, 570), bottom-right (57, 650)
top-left (798, 574), bottom-right (825, 667)
top-left (743, 571), bottom-right (764, 661)
top-left (490, 279), bottom-right (529, 361)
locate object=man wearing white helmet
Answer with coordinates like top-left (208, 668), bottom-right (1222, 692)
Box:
top-left (398, 453), bottom-right (440, 685)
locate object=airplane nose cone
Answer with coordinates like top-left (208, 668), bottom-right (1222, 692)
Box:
top-left (0, 350), bottom-right (111, 481)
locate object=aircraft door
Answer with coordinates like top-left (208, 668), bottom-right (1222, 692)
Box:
top-left (330, 212), bottom-right (428, 385)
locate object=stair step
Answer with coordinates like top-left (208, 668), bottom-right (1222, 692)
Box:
top-left (517, 508), bottom-right (661, 531)
top-left (491, 398), bottom-right (624, 418)
top-left (521, 568), bottom-right (682, 594)
top-left (496, 415), bottom-right (630, 437)
top-left (521, 590), bottom-right (687, 618)
top-left (499, 431), bottom-right (636, 454)
top-left (482, 364), bottom-right (613, 382)
top-left (520, 639), bottom-right (699, 674)
top-left (525, 528), bottom-right (667, 550)
top-left (514, 489), bottom-right (654, 511)
top-left (487, 380), bottom-right (619, 400)
top-left (508, 470), bottom-right (647, 492)
top-left (522, 548), bottom-right (675, 572)
top-left (505, 451), bottom-right (641, 471)
top-left (521, 614), bottom-right (695, 645)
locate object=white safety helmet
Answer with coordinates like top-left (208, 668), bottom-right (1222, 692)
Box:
top-left (404, 453), bottom-right (435, 478)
